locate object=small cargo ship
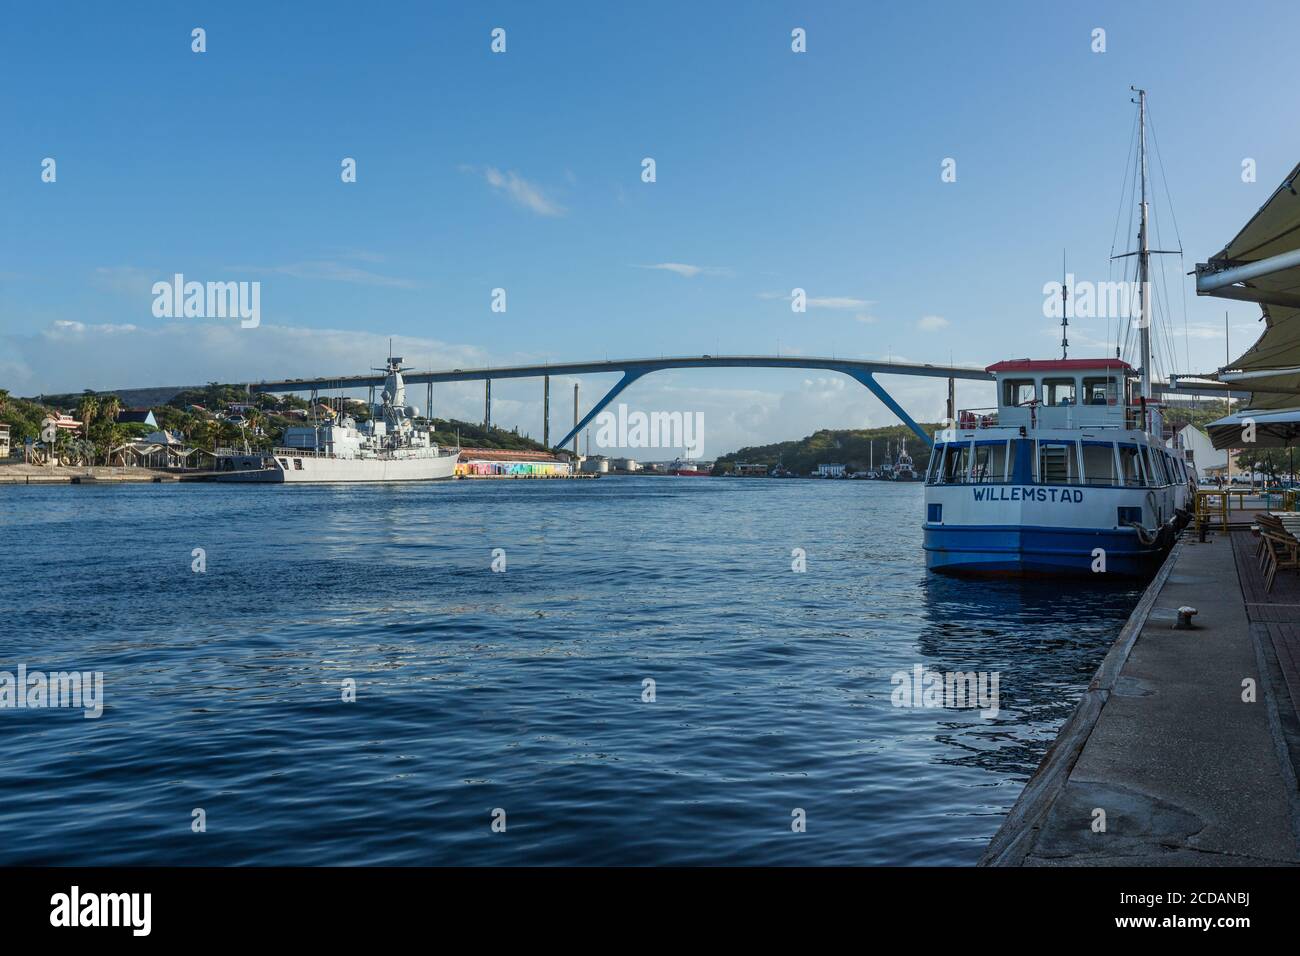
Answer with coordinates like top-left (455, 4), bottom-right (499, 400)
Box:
top-left (667, 459), bottom-right (711, 476)
top-left (212, 356), bottom-right (459, 483)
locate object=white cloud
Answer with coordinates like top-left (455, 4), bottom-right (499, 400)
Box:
top-left (238, 260), bottom-right (420, 289)
top-left (759, 291), bottom-right (874, 311)
top-left (637, 263), bottom-right (731, 278)
top-left (476, 166), bottom-right (566, 217)
top-left (917, 315), bottom-right (950, 331)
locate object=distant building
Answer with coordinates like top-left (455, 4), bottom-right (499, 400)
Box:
top-left (1167, 425), bottom-right (1225, 480)
top-left (734, 462), bottom-right (767, 476)
top-left (0, 423), bottom-right (9, 459)
top-left (817, 462), bottom-right (847, 478)
top-left (611, 457), bottom-right (639, 472)
top-left (116, 408), bottom-right (158, 428)
top-left (455, 447), bottom-right (571, 477)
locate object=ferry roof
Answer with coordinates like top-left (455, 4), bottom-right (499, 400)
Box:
top-left (985, 358), bottom-right (1134, 374)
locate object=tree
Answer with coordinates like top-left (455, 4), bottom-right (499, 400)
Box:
top-left (77, 394), bottom-right (99, 441)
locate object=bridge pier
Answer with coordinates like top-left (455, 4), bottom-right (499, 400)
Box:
top-left (427, 381), bottom-right (433, 422)
top-left (543, 376), bottom-right (550, 447)
top-left (843, 369), bottom-right (933, 448)
top-left (484, 379), bottom-right (491, 428)
top-left (555, 368), bottom-right (649, 452)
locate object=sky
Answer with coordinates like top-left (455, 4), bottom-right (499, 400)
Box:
top-left (2, 0), bottom-right (1298, 457)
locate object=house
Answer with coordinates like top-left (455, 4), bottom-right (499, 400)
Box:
top-left (817, 462), bottom-right (847, 478)
top-left (1167, 424), bottom-right (1226, 480)
top-left (0, 423), bottom-right (9, 459)
top-left (116, 408), bottom-right (158, 428)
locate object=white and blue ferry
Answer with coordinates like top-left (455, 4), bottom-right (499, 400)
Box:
top-left (923, 358), bottom-right (1193, 576)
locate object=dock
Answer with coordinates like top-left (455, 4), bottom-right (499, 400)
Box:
top-left (982, 527), bottom-right (1300, 866)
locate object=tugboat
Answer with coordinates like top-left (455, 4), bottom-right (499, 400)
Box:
top-left (894, 440), bottom-right (919, 481)
top-left (922, 91), bottom-right (1192, 575)
top-left (213, 355), bottom-right (460, 483)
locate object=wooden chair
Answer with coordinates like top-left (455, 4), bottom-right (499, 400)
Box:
top-left (1261, 530), bottom-right (1300, 593)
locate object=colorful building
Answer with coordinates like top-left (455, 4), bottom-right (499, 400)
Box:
top-left (455, 447), bottom-right (572, 478)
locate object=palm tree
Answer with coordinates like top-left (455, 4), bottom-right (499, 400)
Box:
top-left (77, 394), bottom-right (99, 441)
top-left (95, 396), bottom-right (121, 464)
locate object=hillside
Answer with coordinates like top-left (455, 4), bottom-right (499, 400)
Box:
top-left (715, 423), bottom-right (940, 475)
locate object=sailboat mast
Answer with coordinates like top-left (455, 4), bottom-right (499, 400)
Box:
top-left (1134, 86), bottom-right (1152, 400)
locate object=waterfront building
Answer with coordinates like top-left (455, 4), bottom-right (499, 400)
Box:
top-left (1166, 424), bottom-right (1225, 480)
top-left (455, 447), bottom-right (572, 478)
top-left (817, 462), bottom-right (847, 478)
top-left (115, 408), bottom-right (158, 428)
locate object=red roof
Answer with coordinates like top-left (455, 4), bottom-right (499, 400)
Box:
top-left (985, 358), bottom-right (1134, 374)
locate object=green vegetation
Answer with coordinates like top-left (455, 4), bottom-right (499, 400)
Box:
top-left (2, 381), bottom-right (554, 458)
top-left (425, 418), bottom-right (549, 451)
top-left (0, 388), bottom-right (51, 445)
top-left (715, 422), bottom-right (940, 476)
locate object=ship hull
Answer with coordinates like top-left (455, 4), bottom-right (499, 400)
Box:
top-left (923, 523), bottom-right (1170, 576)
top-left (213, 453), bottom-right (457, 483)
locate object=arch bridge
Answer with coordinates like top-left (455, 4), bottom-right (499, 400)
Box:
top-left (247, 355), bottom-right (996, 452)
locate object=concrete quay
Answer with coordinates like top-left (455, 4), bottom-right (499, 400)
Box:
top-left (982, 529), bottom-right (1300, 866)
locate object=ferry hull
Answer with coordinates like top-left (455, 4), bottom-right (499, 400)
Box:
top-left (923, 524), bottom-right (1170, 576)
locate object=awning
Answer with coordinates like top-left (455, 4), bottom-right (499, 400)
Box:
top-left (1195, 161), bottom-right (1300, 411)
top-left (1205, 406), bottom-right (1300, 449)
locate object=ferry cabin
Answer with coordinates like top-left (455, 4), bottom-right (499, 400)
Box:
top-left (923, 359), bottom-right (1192, 575)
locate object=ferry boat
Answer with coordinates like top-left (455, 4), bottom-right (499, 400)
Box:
top-left (213, 356), bottom-right (459, 483)
top-left (923, 90), bottom-right (1194, 576)
top-left (923, 359), bottom-right (1192, 575)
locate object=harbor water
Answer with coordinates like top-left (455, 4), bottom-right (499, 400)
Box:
top-left (0, 479), bottom-right (1144, 865)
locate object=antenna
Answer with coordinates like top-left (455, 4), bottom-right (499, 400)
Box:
top-left (1060, 248), bottom-right (1069, 359)
top-left (1131, 85), bottom-right (1152, 399)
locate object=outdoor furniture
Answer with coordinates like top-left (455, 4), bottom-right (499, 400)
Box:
top-left (1259, 513), bottom-right (1300, 592)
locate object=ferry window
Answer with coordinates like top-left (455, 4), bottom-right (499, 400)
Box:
top-left (939, 441), bottom-right (971, 483)
top-left (1118, 445), bottom-right (1143, 486)
top-left (971, 441), bottom-right (1008, 482)
top-left (293, 458), bottom-right (304, 470)
top-left (926, 444), bottom-right (944, 482)
top-left (1003, 379), bottom-right (1037, 406)
top-left (1082, 442), bottom-right (1117, 486)
top-left (1141, 446), bottom-right (1162, 485)
top-left (1037, 441), bottom-right (1080, 484)
top-left (1044, 378), bottom-right (1077, 406)
top-left (1082, 376), bottom-right (1116, 406)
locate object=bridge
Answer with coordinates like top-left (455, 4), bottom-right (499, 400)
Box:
top-left (246, 355), bottom-right (995, 451)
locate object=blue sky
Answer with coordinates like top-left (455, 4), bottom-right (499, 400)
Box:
top-left (2, 1), bottom-right (1297, 455)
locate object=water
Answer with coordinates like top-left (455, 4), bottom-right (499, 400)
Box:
top-left (0, 478), bottom-right (1143, 865)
